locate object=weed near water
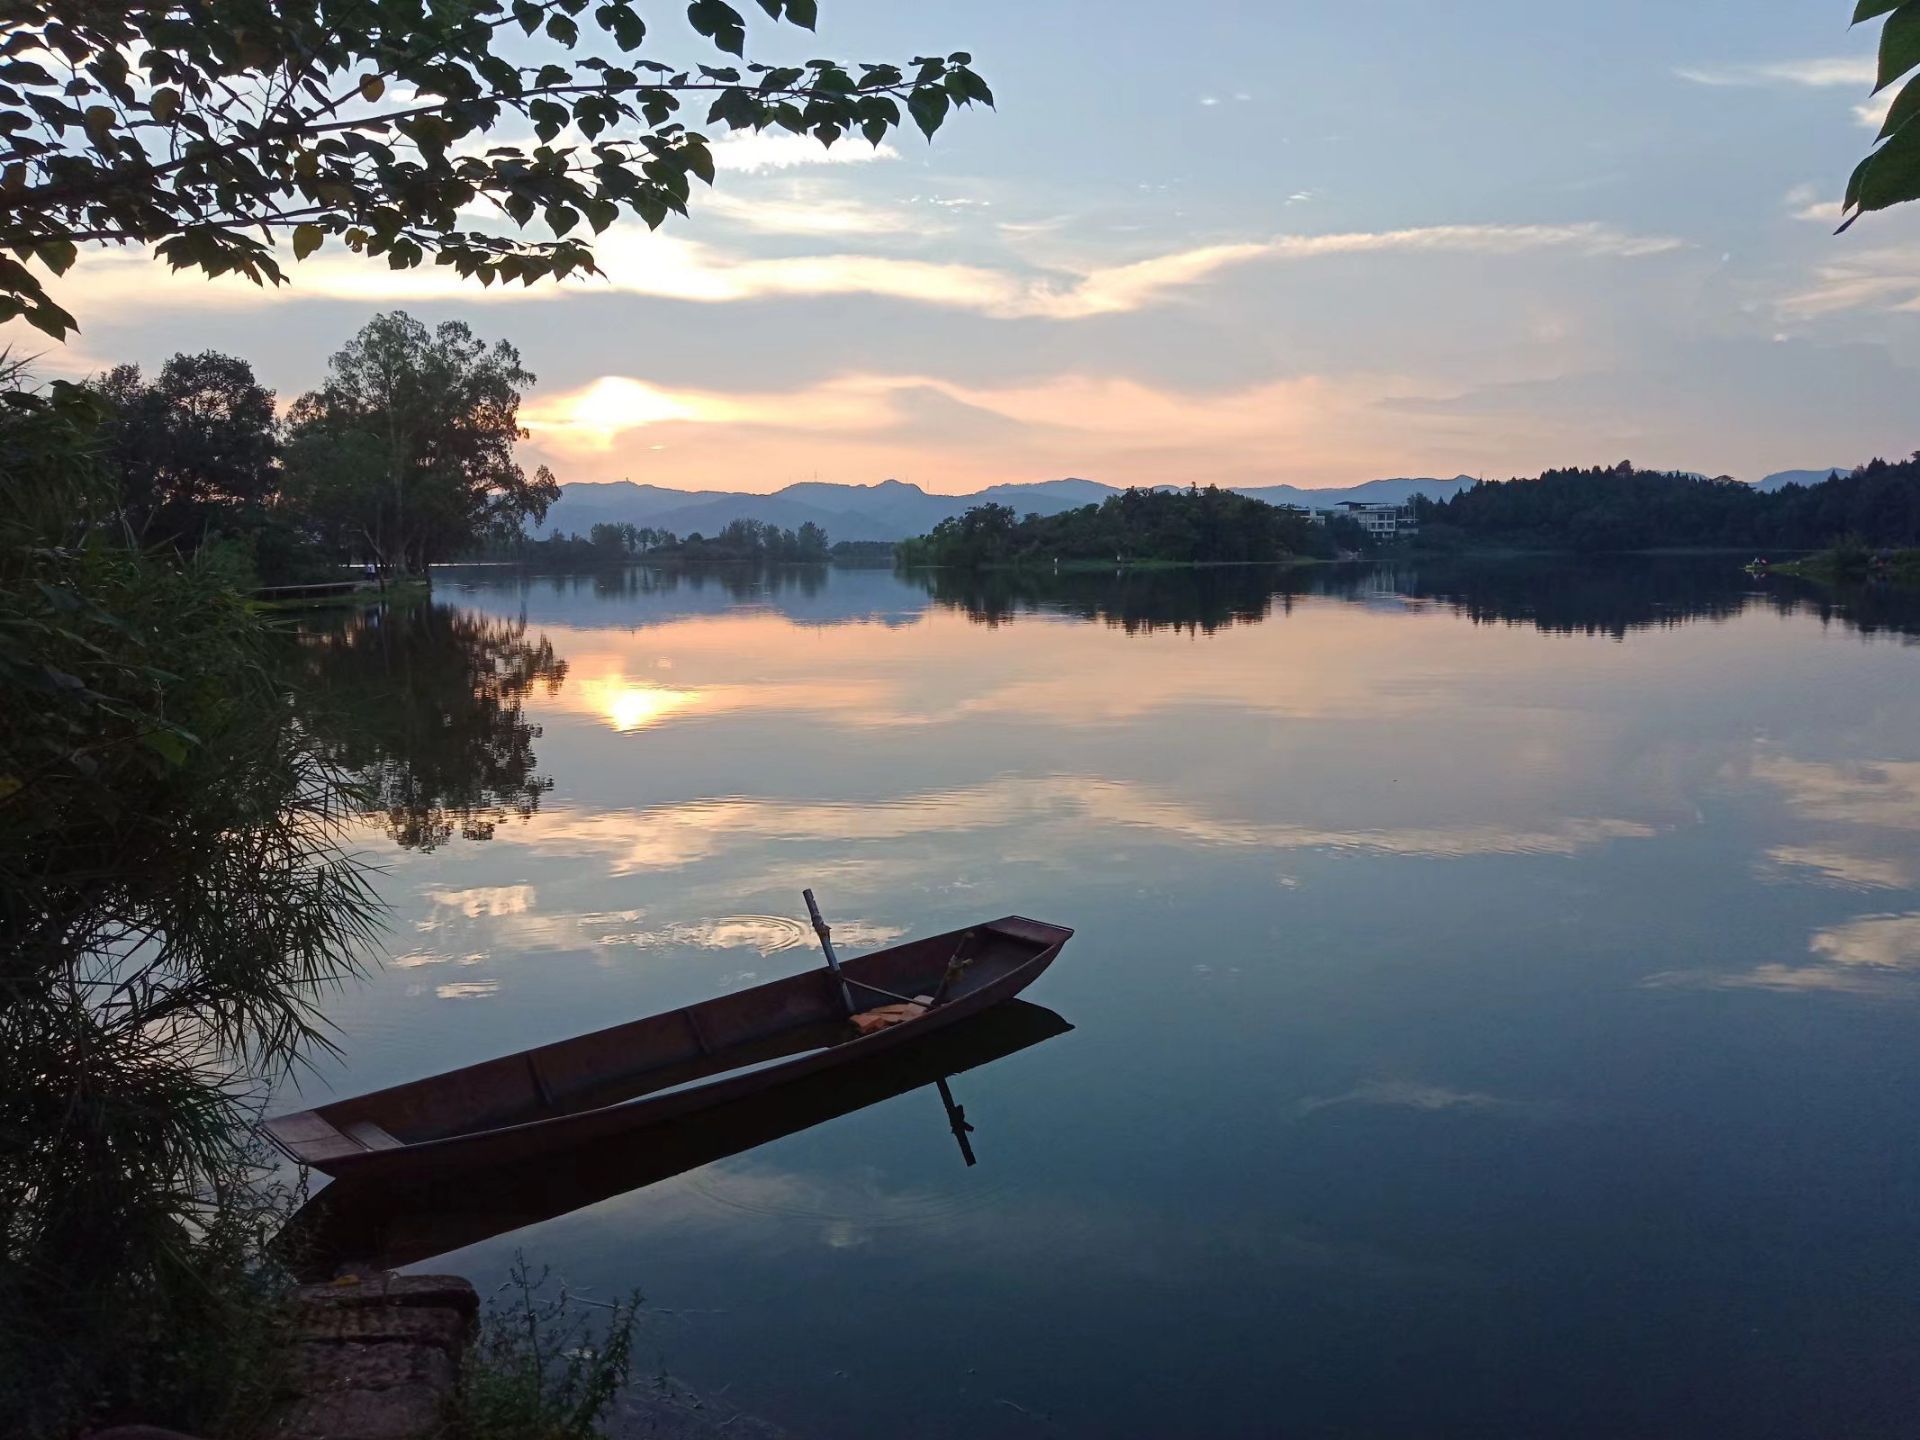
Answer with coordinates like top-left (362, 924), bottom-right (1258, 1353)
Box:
top-left (449, 1255), bottom-right (642, 1440)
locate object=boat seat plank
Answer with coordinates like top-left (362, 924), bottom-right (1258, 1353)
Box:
top-left (342, 1119), bottom-right (404, 1151)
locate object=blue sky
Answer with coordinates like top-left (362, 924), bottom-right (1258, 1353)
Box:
top-left (14, 0), bottom-right (1920, 491)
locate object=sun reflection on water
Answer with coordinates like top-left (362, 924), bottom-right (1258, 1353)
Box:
top-left (588, 678), bottom-right (703, 732)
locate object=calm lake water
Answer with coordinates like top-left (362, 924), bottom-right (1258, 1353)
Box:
top-left (289, 559), bottom-right (1920, 1439)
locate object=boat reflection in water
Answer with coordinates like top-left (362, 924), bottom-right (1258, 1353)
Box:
top-left (279, 999), bottom-right (1072, 1280)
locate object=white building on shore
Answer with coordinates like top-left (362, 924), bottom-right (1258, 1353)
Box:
top-left (1278, 500), bottom-right (1420, 540)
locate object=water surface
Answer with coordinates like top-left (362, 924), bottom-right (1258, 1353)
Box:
top-left (293, 560), bottom-right (1920, 1438)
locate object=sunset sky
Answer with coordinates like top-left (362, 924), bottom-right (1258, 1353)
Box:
top-left (11, 0), bottom-right (1920, 493)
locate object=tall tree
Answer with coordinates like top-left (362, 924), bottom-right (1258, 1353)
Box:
top-left (0, 2), bottom-right (994, 337)
top-left (285, 310), bottom-right (558, 572)
top-left (88, 351), bottom-right (279, 545)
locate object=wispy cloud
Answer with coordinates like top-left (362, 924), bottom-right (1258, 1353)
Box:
top-left (1675, 57), bottom-right (1876, 88)
top-left (1781, 246), bottom-right (1920, 315)
top-left (1811, 912), bottom-right (1920, 969)
top-left (1856, 91), bottom-right (1896, 130)
top-left (1028, 223), bottom-right (1682, 319)
top-left (1293, 1080), bottom-right (1550, 1119)
top-left (1783, 184), bottom-right (1844, 225)
top-left (708, 129), bottom-right (900, 173)
top-left (21, 219), bottom-right (1683, 328)
top-left (699, 188), bottom-right (924, 237)
top-left (1642, 964), bottom-right (1902, 996)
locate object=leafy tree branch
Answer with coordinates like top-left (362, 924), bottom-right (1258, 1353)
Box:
top-left (0, 0), bottom-right (994, 336)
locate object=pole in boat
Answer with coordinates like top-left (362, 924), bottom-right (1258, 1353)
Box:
top-left (803, 888), bottom-right (856, 1015)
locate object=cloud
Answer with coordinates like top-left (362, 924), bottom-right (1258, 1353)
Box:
top-left (708, 130), bottom-right (899, 173)
top-left (20, 219), bottom-right (1684, 331)
top-left (1857, 92), bottom-right (1896, 130)
top-left (433, 980), bottom-right (501, 1000)
top-left (426, 884), bottom-right (536, 916)
top-left (1025, 224), bottom-right (1682, 320)
top-left (1675, 58), bottom-right (1877, 88)
top-left (1783, 183), bottom-right (1845, 225)
top-left (1765, 845), bottom-right (1913, 891)
top-left (485, 773), bottom-right (1653, 875)
top-left (1810, 912), bottom-right (1920, 969)
top-left (1293, 1080), bottom-right (1549, 1119)
top-left (1751, 756), bottom-right (1920, 829)
top-left (1642, 911), bottom-right (1920, 998)
top-left (1779, 246), bottom-right (1920, 316)
top-left (700, 188), bottom-right (922, 237)
top-left (1642, 964), bottom-right (1900, 996)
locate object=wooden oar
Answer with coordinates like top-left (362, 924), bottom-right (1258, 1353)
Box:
top-left (803, 888), bottom-right (856, 1015)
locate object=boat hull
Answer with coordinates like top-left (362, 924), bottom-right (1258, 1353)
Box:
top-left (265, 915), bottom-right (1070, 1182)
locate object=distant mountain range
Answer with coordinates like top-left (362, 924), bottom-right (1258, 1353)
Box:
top-left (533, 468), bottom-right (1856, 544)
top-left (535, 475), bottom-right (1483, 544)
top-left (1754, 468), bottom-right (1849, 492)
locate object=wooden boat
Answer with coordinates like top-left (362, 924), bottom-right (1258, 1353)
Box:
top-left (278, 999), bottom-right (1072, 1278)
top-left (263, 914), bottom-right (1072, 1181)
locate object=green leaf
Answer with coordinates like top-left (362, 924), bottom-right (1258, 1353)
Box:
top-left (141, 728), bottom-right (192, 767)
top-left (1880, 72), bottom-right (1920, 138)
top-left (529, 98), bottom-right (568, 141)
top-left (1855, 0), bottom-right (1902, 22)
top-left (36, 239), bottom-right (76, 274)
top-left (292, 223), bottom-right (324, 259)
top-left (1854, 117), bottom-right (1920, 211)
top-left (1878, 4), bottom-right (1920, 91)
top-left (359, 74), bottom-right (385, 102)
top-left (682, 137), bottom-right (715, 184)
top-left (787, 0), bottom-right (818, 28)
top-left (906, 86), bottom-right (948, 139)
top-left (956, 69), bottom-right (994, 106)
top-left (688, 0), bottom-right (746, 56)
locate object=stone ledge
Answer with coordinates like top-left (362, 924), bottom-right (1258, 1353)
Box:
top-left (288, 1303), bottom-right (470, 1354)
top-left (285, 1341), bottom-right (455, 1396)
top-left (265, 1383), bottom-right (445, 1440)
top-left (293, 1274), bottom-right (478, 1316)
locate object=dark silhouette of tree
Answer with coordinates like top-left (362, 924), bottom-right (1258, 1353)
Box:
top-left (86, 351), bottom-right (278, 547)
top-left (1415, 459), bottom-right (1920, 552)
top-left (283, 311), bottom-right (559, 573)
top-left (898, 487), bottom-right (1326, 568)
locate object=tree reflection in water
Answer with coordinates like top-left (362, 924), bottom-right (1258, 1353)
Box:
top-left (913, 557), bottom-right (1920, 644)
top-left (288, 603), bottom-right (569, 850)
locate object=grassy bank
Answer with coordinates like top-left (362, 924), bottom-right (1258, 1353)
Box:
top-left (1776, 545), bottom-right (1920, 586)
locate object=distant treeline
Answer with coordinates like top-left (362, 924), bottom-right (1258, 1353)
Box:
top-left (1415, 457), bottom-right (1920, 552)
top-left (471, 517), bottom-right (850, 565)
top-left (895, 486), bottom-right (1332, 568)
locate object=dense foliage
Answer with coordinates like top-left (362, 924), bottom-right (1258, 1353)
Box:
top-left (89, 352), bottom-right (279, 549)
top-left (896, 487), bottom-right (1327, 568)
top-left (1843, 2), bottom-right (1920, 226)
top-left (1414, 458), bottom-right (1920, 553)
top-left (0, 1), bottom-right (993, 337)
top-left (284, 311), bottom-right (559, 573)
top-left (70, 311), bottom-right (557, 581)
top-left (0, 371), bottom-right (377, 1437)
top-left (473, 514), bottom-right (831, 564)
